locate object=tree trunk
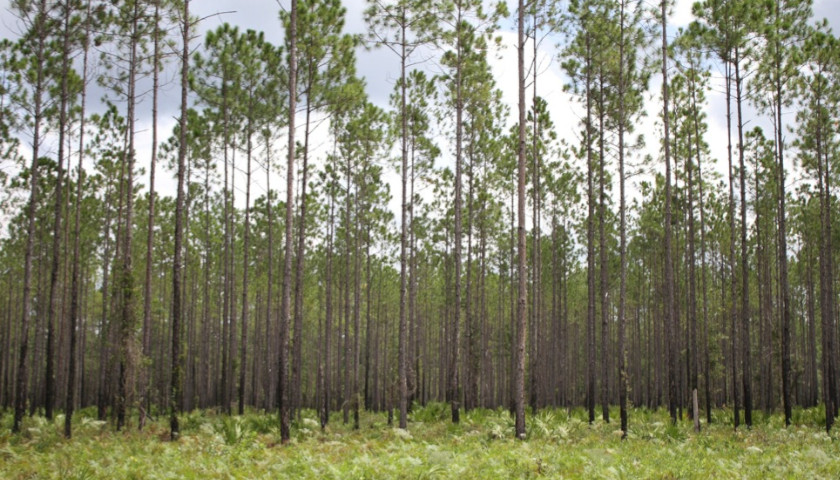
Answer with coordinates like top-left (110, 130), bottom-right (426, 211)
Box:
top-left (292, 80), bottom-right (314, 420)
top-left (169, 0), bottom-right (189, 440)
top-left (735, 48), bottom-right (752, 427)
top-left (585, 30), bottom-right (596, 426)
top-left (617, 0), bottom-right (628, 436)
top-left (660, 0), bottom-right (678, 424)
top-left (398, 13), bottom-right (410, 430)
top-left (239, 114), bottom-right (254, 415)
top-left (514, 0), bottom-right (527, 440)
top-left (116, 0), bottom-right (141, 432)
top-left (279, 0), bottom-right (297, 443)
top-left (65, 0), bottom-right (93, 437)
top-left (13, 0), bottom-right (48, 434)
top-left (45, 0), bottom-right (75, 422)
top-left (774, 1), bottom-right (792, 426)
top-left (598, 64), bottom-right (609, 424)
top-left (450, 5), bottom-right (463, 426)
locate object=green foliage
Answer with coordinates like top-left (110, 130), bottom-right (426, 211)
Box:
top-left (3, 408), bottom-right (838, 478)
top-left (210, 416), bottom-right (251, 446)
top-left (411, 402), bottom-right (449, 423)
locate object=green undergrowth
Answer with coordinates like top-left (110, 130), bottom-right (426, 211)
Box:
top-left (1, 404), bottom-right (839, 479)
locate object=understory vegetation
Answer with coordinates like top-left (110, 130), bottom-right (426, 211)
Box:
top-left (2, 404), bottom-right (839, 479)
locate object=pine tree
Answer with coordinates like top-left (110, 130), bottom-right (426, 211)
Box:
top-left (365, 0), bottom-right (440, 430)
top-left (65, 0), bottom-right (94, 439)
top-left (279, 0), bottom-right (298, 444)
top-left (514, 0), bottom-right (528, 440)
top-left (170, 0), bottom-right (191, 442)
top-left (10, 0), bottom-right (53, 434)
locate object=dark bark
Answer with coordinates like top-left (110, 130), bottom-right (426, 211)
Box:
top-left (598, 63), bottom-right (609, 424)
top-left (617, 0), bottom-right (628, 437)
top-left (292, 67), bottom-right (315, 419)
top-left (14, 0), bottom-right (48, 435)
top-left (450, 4), bottom-right (463, 426)
top-left (170, 0), bottom-right (189, 441)
top-left (773, 0), bottom-right (792, 427)
top-left (514, 0), bottom-right (527, 440)
top-left (692, 75), bottom-right (712, 425)
top-left (278, 0), bottom-right (297, 444)
top-left (141, 0), bottom-right (162, 430)
top-left (65, 0), bottom-right (92, 438)
top-left (45, 0), bottom-right (74, 422)
top-left (322, 192), bottom-right (335, 429)
top-left (660, 0), bottom-right (678, 424)
top-left (239, 115), bottom-right (253, 416)
top-left (735, 48), bottom-right (752, 427)
top-left (398, 11), bottom-right (410, 430)
top-left (585, 30), bottom-right (596, 426)
top-left (116, 0), bottom-right (141, 432)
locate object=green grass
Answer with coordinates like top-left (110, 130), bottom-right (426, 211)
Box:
top-left (1, 405), bottom-right (839, 479)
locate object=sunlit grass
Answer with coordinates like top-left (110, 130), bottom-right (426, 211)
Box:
top-left (1, 404), bottom-right (839, 478)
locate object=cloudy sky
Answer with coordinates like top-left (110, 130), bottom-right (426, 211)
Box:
top-left (185, 0), bottom-right (840, 217)
top-left (3, 0), bottom-right (840, 231)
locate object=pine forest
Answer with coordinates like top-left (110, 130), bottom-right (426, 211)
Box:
top-left (1, 0), bottom-right (840, 477)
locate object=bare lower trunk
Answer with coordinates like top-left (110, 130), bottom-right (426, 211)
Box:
top-left (660, 0), bottom-right (677, 424)
top-left (170, 0), bottom-right (189, 440)
top-left (278, 0), bottom-right (297, 443)
top-left (514, 0), bottom-right (527, 440)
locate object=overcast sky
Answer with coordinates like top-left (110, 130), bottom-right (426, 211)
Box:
top-left (187, 0), bottom-right (840, 218)
top-left (3, 0), bottom-right (840, 234)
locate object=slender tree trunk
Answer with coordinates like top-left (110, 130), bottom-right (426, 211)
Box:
top-left (322, 195), bottom-right (334, 429)
top-left (692, 76), bottom-right (712, 425)
top-left (45, 0), bottom-right (75, 422)
top-left (514, 0), bottom-right (527, 440)
top-left (685, 69), bottom-right (699, 432)
top-left (465, 147), bottom-right (474, 412)
top-left (201, 153), bottom-right (212, 409)
top-left (773, 3), bottom-right (792, 426)
top-left (398, 13), bottom-right (410, 430)
top-left (117, 0), bottom-right (141, 432)
top-left (815, 79), bottom-right (836, 431)
top-left (450, 5), bottom-right (464, 426)
top-left (292, 80), bottom-right (314, 420)
top-left (529, 17), bottom-right (540, 415)
top-left (227, 142), bottom-right (237, 414)
top-left (141, 0), bottom-right (162, 431)
top-left (660, 0), bottom-right (678, 424)
top-left (65, 0), bottom-right (92, 437)
top-left (617, 0), bottom-right (628, 437)
top-left (409, 136), bottom-right (419, 410)
top-left (735, 49), bottom-right (752, 427)
top-left (343, 152), bottom-right (352, 425)
top-left (239, 115), bottom-right (254, 416)
top-left (722, 47), bottom-right (741, 429)
top-left (169, 0), bottom-right (189, 440)
top-left (585, 30), bottom-right (596, 426)
top-left (97, 179), bottom-right (115, 421)
top-left (278, 0), bottom-right (297, 443)
top-left (365, 241), bottom-right (373, 411)
top-left (221, 76), bottom-right (233, 413)
top-left (353, 178), bottom-right (364, 429)
top-left (598, 65), bottom-right (609, 424)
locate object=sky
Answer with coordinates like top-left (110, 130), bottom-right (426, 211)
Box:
top-left (2, 0), bottom-right (840, 236)
top-left (188, 0), bottom-right (840, 221)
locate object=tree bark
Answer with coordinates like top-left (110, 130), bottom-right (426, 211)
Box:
top-left (660, 0), bottom-right (678, 424)
top-left (170, 0), bottom-right (189, 441)
top-left (140, 0), bottom-right (162, 430)
top-left (279, 0), bottom-right (297, 444)
top-left (514, 0), bottom-right (527, 440)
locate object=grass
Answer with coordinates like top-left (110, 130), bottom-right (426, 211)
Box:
top-left (1, 404), bottom-right (839, 479)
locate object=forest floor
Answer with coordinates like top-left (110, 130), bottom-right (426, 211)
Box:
top-left (1, 404), bottom-right (839, 479)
